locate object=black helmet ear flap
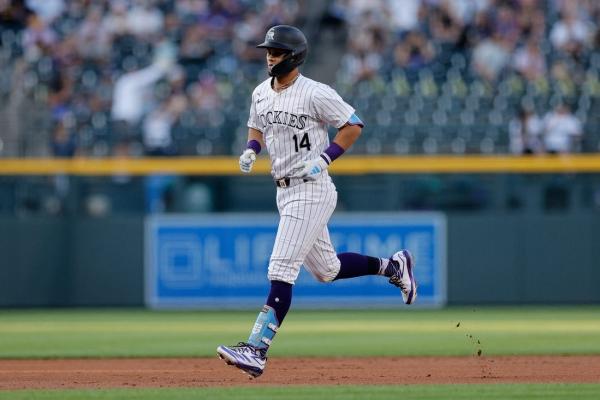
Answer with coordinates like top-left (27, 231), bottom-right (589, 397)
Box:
top-left (269, 52), bottom-right (295, 77)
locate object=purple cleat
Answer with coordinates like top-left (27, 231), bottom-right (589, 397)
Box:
top-left (388, 250), bottom-right (417, 304)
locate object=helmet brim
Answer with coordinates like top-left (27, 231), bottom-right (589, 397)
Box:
top-left (256, 41), bottom-right (294, 51)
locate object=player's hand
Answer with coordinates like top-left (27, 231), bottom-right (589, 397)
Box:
top-left (291, 157), bottom-right (328, 181)
top-left (239, 149), bottom-right (257, 173)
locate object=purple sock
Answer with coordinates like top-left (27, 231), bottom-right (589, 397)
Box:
top-left (266, 280), bottom-right (292, 325)
top-left (333, 252), bottom-right (381, 280)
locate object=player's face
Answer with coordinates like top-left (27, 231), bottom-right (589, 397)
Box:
top-left (266, 48), bottom-right (288, 71)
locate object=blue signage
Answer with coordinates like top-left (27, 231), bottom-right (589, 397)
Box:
top-left (145, 213), bottom-right (446, 308)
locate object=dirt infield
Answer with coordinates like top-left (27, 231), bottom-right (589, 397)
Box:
top-left (1, 356), bottom-right (599, 389)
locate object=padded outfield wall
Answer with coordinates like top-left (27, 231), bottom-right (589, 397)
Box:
top-left (1, 155), bottom-right (600, 307)
top-left (1, 213), bottom-right (600, 306)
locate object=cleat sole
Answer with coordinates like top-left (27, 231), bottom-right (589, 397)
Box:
top-left (402, 250), bottom-right (417, 305)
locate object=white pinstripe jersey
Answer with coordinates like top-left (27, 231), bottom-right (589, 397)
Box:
top-left (247, 75), bottom-right (355, 180)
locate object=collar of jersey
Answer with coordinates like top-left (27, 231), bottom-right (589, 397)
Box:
top-left (270, 74), bottom-right (302, 94)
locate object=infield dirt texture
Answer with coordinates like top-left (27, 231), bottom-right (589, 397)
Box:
top-left (2, 356), bottom-right (600, 389)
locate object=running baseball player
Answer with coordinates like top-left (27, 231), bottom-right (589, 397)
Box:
top-left (217, 25), bottom-right (416, 378)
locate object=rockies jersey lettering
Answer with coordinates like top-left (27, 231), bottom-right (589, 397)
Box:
top-left (248, 75), bottom-right (355, 179)
top-left (258, 111), bottom-right (308, 130)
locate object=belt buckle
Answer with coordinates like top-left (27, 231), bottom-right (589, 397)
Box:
top-left (277, 178), bottom-right (287, 188)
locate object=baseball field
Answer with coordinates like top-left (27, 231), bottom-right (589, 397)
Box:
top-left (1, 307), bottom-right (599, 399)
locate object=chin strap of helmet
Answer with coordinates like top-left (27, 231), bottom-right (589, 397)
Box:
top-left (269, 52), bottom-right (299, 77)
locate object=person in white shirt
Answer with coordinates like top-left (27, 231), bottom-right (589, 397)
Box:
top-left (550, 8), bottom-right (593, 57)
top-left (542, 103), bottom-right (583, 154)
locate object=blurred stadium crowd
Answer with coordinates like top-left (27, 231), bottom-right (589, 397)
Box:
top-left (332, 0), bottom-right (599, 155)
top-left (0, 0), bottom-right (599, 158)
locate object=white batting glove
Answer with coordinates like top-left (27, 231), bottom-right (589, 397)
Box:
top-left (291, 157), bottom-right (329, 181)
top-left (239, 149), bottom-right (257, 173)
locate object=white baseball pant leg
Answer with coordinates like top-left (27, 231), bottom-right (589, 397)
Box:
top-left (268, 177), bottom-right (340, 284)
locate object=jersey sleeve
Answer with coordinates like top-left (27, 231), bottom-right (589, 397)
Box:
top-left (247, 89), bottom-right (262, 132)
top-left (312, 84), bottom-right (356, 129)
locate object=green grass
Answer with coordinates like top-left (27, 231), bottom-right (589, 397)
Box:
top-left (1, 384), bottom-right (599, 400)
top-left (1, 306), bottom-right (600, 358)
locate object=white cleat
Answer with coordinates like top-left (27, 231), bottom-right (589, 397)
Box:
top-left (217, 342), bottom-right (267, 378)
top-left (388, 250), bottom-right (417, 304)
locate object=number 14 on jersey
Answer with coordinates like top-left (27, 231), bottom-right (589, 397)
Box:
top-left (293, 132), bottom-right (311, 152)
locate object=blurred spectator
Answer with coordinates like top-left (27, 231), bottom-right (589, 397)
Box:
top-left (428, 0), bottom-right (464, 47)
top-left (393, 30), bottom-right (435, 72)
top-left (50, 117), bottom-right (77, 157)
top-left (508, 106), bottom-right (544, 154)
top-left (340, 48), bottom-right (383, 84)
top-left (232, 11), bottom-right (265, 63)
top-left (447, 0), bottom-right (491, 26)
top-left (340, 7), bottom-right (388, 84)
top-left (22, 13), bottom-right (57, 61)
top-left (384, 0), bottom-right (422, 34)
top-left (76, 6), bottom-right (112, 61)
top-left (512, 38), bottom-right (546, 82)
top-left (0, 0), bottom-right (33, 31)
top-left (180, 24), bottom-right (214, 63)
top-left (111, 61), bottom-right (169, 127)
top-left (550, 4), bottom-right (594, 60)
top-left (143, 92), bottom-right (187, 156)
top-left (472, 31), bottom-right (513, 82)
top-left (110, 46), bottom-right (178, 157)
top-left (516, 0), bottom-right (546, 42)
top-left (492, 4), bottom-right (520, 44)
top-left (542, 103), bottom-right (583, 154)
top-left (127, 0), bottom-right (164, 37)
top-left (103, 0), bottom-right (132, 38)
top-left (262, 0), bottom-right (296, 27)
top-left (25, 0), bottom-right (64, 23)
top-left (188, 70), bottom-right (223, 138)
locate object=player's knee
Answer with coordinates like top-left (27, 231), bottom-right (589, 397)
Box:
top-left (313, 272), bottom-right (336, 283)
top-left (310, 261), bottom-right (340, 283)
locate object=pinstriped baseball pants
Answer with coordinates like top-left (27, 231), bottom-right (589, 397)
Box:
top-left (268, 175), bottom-right (340, 284)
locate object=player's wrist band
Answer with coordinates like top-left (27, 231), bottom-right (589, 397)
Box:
top-left (247, 140), bottom-right (261, 155)
top-left (321, 142), bottom-right (345, 165)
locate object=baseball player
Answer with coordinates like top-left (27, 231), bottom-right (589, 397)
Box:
top-left (217, 25), bottom-right (416, 378)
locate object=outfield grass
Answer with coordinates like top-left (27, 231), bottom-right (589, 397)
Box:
top-left (1, 384), bottom-right (599, 400)
top-left (0, 307), bottom-right (599, 358)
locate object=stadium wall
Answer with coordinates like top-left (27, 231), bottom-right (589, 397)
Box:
top-left (1, 213), bottom-right (599, 307)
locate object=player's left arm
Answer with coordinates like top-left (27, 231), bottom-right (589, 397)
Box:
top-left (331, 120), bottom-right (362, 151)
top-left (293, 114), bottom-right (364, 179)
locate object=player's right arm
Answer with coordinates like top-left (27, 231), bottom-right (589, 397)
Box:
top-left (239, 128), bottom-right (264, 174)
top-left (239, 84), bottom-right (266, 173)
top-left (247, 128), bottom-right (264, 146)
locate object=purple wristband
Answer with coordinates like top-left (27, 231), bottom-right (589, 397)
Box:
top-left (247, 139), bottom-right (261, 155)
top-left (321, 142), bottom-right (345, 165)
